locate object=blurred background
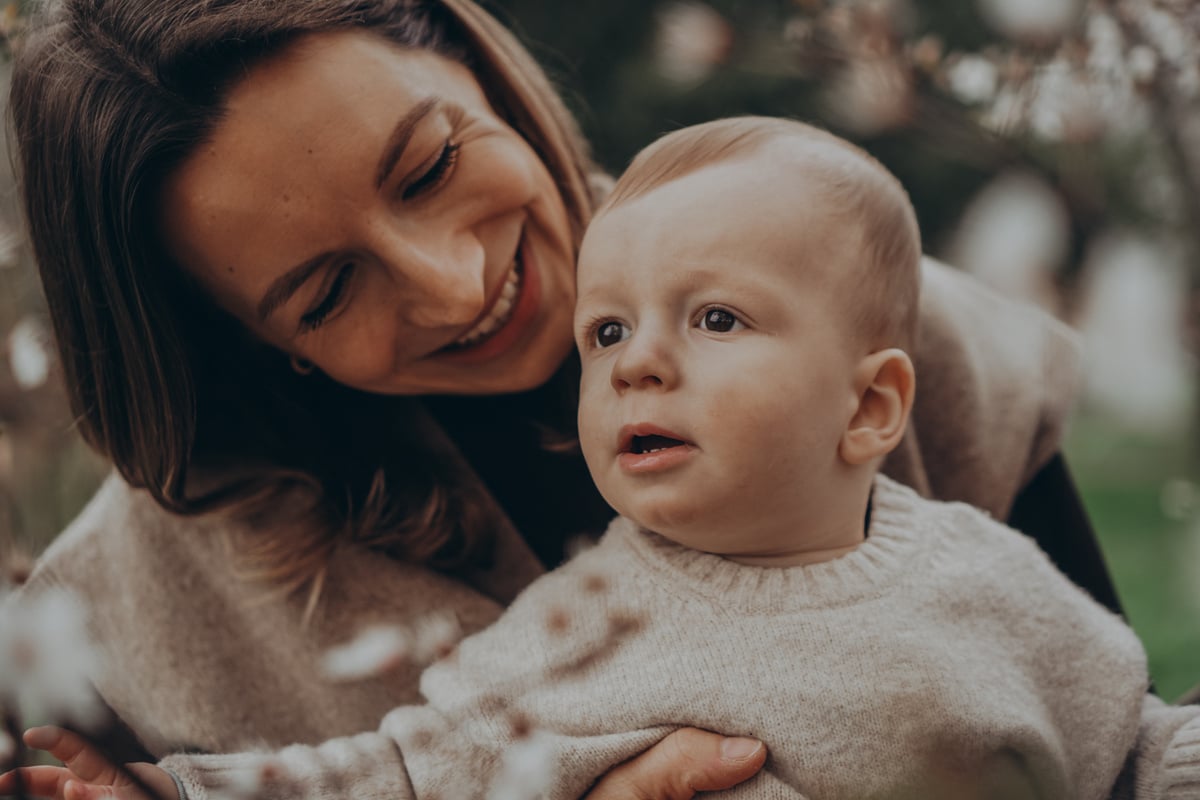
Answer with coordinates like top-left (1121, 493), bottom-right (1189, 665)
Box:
top-left (1, 0), bottom-right (1198, 698)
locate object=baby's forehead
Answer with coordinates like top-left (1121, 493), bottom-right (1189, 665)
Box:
top-left (584, 168), bottom-right (862, 291)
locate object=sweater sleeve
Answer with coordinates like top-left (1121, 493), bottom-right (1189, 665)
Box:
top-left (161, 732), bottom-right (418, 800)
top-left (1109, 695), bottom-right (1200, 799)
top-left (158, 553), bottom-right (671, 800)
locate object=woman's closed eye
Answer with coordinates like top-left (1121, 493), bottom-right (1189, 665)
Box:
top-left (697, 307), bottom-right (744, 333)
top-left (403, 140), bottom-right (460, 200)
top-left (299, 262), bottom-right (356, 333)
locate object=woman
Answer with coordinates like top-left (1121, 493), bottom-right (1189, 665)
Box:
top-left (7, 0), bottom-right (1128, 795)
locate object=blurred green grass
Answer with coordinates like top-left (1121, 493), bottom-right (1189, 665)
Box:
top-left (1066, 413), bottom-right (1200, 702)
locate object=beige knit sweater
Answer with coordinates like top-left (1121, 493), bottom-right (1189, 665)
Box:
top-left (161, 476), bottom-right (1200, 799)
top-left (28, 260), bottom-right (1086, 758)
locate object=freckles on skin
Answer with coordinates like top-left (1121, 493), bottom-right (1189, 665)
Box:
top-left (157, 32), bottom-right (578, 396)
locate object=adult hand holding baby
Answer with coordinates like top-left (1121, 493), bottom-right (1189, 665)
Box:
top-left (0, 727), bottom-right (176, 800)
top-left (5, 726), bottom-right (765, 800)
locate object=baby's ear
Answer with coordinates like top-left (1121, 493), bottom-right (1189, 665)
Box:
top-left (839, 348), bottom-right (915, 466)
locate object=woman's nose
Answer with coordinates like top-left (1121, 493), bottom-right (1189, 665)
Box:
top-left (384, 234), bottom-right (488, 329)
top-left (610, 329), bottom-right (680, 392)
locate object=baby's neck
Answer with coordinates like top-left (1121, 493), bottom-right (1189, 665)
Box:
top-left (703, 486), bottom-right (873, 568)
top-left (723, 537), bottom-right (865, 568)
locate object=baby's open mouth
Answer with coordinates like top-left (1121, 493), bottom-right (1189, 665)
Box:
top-left (628, 434), bottom-right (687, 454)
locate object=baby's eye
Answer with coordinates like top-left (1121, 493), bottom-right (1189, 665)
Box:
top-left (595, 321), bottom-right (631, 348)
top-left (699, 308), bottom-right (743, 333)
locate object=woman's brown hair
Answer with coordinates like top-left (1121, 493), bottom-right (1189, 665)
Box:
top-left (8, 0), bottom-right (598, 605)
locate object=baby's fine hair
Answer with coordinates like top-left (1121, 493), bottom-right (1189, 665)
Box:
top-left (601, 117), bottom-right (921, 352)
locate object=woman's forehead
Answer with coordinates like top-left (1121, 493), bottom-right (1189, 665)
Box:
top-left (156, 32), bottom-right (490, 317)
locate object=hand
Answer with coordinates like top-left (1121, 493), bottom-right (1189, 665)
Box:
top-left (0, 727), bottom-right (179, 800)
top-left (584, 728), bottom-right (766, 800)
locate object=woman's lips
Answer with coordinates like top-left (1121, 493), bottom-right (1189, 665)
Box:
top-left (452, 262), bottom-right (522, 348)
top-left (435, 235), bottom-right (543, 365)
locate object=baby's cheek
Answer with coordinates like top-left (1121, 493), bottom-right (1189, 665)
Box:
top-left (575, 387), bottom-right (608, 471)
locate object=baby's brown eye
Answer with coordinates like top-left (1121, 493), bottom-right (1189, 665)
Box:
top-left (700, 309), bottom-right (740, 332)
top-left (596, 321), bottom-right (630, 348)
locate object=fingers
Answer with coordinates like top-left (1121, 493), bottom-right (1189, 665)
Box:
top-left (586, 728), bottom-right (766, 800)
top-left (24, 727), bottom-right (123, 786)
top-left (0, 765), bottom-right (79, 798)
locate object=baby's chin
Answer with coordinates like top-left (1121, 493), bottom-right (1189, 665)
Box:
top-left (620, 509), bottom-right (730, 554)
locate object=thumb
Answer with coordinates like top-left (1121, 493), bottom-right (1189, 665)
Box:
top-left (588, 728), bottom-right (766, 800)
top-left (64, 779), bottom-right (114, 800)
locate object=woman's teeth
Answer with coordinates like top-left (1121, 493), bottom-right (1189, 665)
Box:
top-left (452, 261), bottom-right (522, 348)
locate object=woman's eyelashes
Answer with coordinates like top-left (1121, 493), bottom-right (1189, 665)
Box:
top-left (402, 140), bottom-right (460, 200)
top-left (294, 137), bottom-right (461, 335)
top-left (299, 262), bottom-right (356, 333)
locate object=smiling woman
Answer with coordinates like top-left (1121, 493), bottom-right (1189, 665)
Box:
top-left (8, 0), bottom-right (604, 598)
top-left (159, 33), bottom-right (578, 397)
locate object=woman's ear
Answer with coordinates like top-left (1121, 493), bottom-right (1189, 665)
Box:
top-left (839, 348), bottom-right (915, 466)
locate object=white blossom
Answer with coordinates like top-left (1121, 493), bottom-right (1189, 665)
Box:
top-left (7, 316), bottom-right (51, 390)
top-left (1085, 13), bottom-right (1127, 83)
top-left (411, 611), bottom-right (463, 665)
top-left (0, 728), bottom-right (14, 765)
top-left (320, 624), bottom-right (410, 682)
top-left (948, 172), bottom-right (1069, 309)
top-left (1140, 8), bottom-right (1189, 68)
top-left (0, 229), bottom-right (20, 270)
top-left (979, 86), bottom-right (1028, 134)
top-left (977, 0), bottom-right (1083, 43)
top-left (1178, 65), bottom-right (1200, 99)
top-left (948, 55), bottom-right (999, 104)
top-left (0, 587), bottom-right (105, 728)
top-left (1161, 479), bottom-right (1199, 522)
top-left (655, 2), bottom-right (732, 85)
top-left (321, 612), bottom-right (464, 682)
top-left (824, 57), bottom-right (913, 135)
top-left (1029, 61), bottom-right (1107, 141)
top-left (487, 731), bottom-right (558, 800)
top-left (1127, 45), bottom-right (1158, 85)
top-left (1076, 233), bottom-right (1194, 433)
top-left (209, 757), bottom-right (286, 800)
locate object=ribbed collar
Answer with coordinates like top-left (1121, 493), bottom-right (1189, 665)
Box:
top-left (612, 475), bottom-right (934, 614)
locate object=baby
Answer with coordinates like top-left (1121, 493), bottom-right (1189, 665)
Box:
top-left (16, 118), bottom-right (1200, 799)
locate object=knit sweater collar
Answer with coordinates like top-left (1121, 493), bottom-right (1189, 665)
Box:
top-left (612, 474), bottom-right (933, 614)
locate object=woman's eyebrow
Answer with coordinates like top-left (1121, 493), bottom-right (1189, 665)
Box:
top-left (255, 99), bottom-right (444, 324)
top-left (374, 97), bottom-right (440, 189)
top-left (257, 252), bottom-right (331, 323)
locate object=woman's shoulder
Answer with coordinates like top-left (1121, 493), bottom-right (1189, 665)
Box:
top-left (28, 473), bottom-right (199, 597)
top-left (885, 258), bottom-right (1082, 518)
top-left (23, 473), bottom-right (506, 755)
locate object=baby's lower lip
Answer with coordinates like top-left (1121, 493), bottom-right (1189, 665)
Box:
top-left (618, 444), bottom-right (696, 474)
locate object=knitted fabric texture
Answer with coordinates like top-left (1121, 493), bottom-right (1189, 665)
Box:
top-left (27, 260), bottom-right (1084, 758)
top-left (163, 477), bottom-right (1198, 799)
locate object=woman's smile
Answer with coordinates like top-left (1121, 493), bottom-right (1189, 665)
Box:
top-left (449, 255), bottom-right (523, 349)
top-left (159, 31), bottom-right (578, 396)
top-left (436, 233), bottom-right (545, 365)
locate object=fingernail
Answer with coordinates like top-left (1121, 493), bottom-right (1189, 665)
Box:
top-left (720, 736), bottom-right (762, 760)
top-left (24, 727), bottom-right (52, 748)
